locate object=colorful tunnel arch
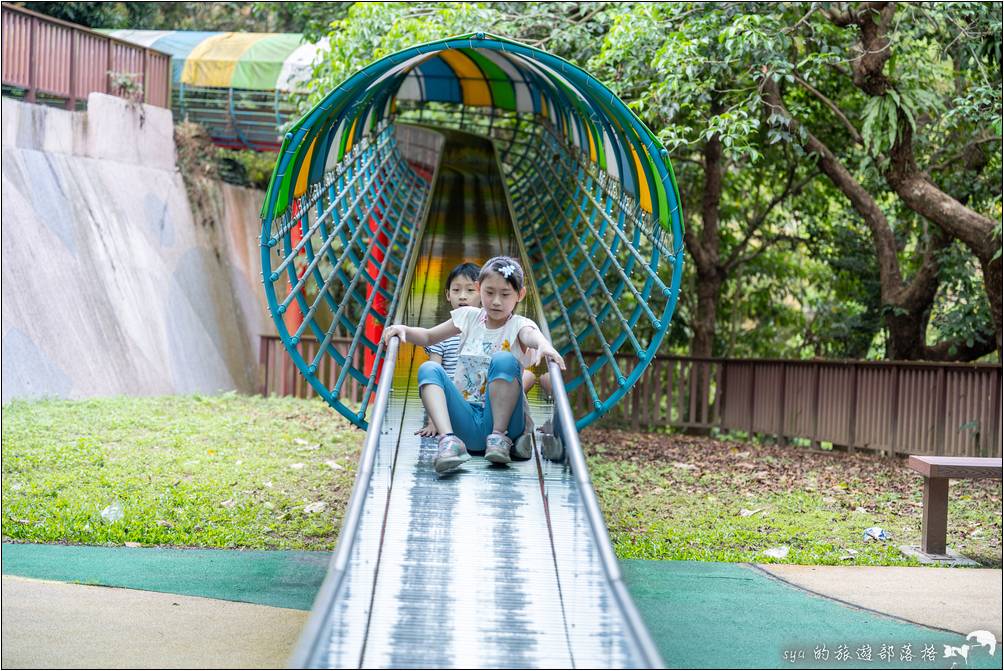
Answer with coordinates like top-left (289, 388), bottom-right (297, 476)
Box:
top-left (260, 33), bottom-right (686, 430)
top-left (262, 33), bottom-right (682, 233)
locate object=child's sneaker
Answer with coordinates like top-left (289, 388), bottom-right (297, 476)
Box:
top-left (434, 434), bottom-right (470, 474)
top-left (513, 432), bottom-right (534, 460)
top-left (485, 432), bottom-right (513, 464)
top-left (540, 433), bottom-right (564, 461)
top-left (539, 418), bottom-right (564, 461)
top-left (512, 396), bottom-right (535, 460)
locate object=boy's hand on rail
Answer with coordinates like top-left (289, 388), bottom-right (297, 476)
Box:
top-left (383, 325), bottom-right (406, 344)
top-left (416, 421), bottom-right (437, 437)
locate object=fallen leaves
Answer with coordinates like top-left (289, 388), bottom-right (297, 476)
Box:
top-left (585, 426), bottom-right (1002, 566)
top-left (583, 427), bottom-right (1002, 518)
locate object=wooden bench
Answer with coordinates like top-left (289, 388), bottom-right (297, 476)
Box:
top-left (907, 456), bottom-right (1002, 556)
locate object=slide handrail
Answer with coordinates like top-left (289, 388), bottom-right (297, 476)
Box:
top-left (288, 334), bottom-right (400, 668)
top-left (499, 139), bottom-right (665, 668)
top-left (290, 127), bottom-right (446, 668)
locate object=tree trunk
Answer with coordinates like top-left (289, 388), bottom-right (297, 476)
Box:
top-left (692, 271), bottom-right (724, 359)
top-left (683, 111), bottom-right (725, 434)
top-left (833, 2), bottom-right (1002, 354)
top-left (686, 102), bottom-right (725, 359)
top-left (886, 134), bottom-right (1003, 351)
top-left (762, 78), bottom-right (947, 360)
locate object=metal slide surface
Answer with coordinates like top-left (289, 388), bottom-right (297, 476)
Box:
top-left (293, 131), bottom-right (661, 669)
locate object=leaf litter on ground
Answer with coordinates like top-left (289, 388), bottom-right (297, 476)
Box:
top-left (583, 427), bottom-right (1002, 567)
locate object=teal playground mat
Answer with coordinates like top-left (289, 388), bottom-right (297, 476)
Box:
top-left (3, 544), bottom-right (996, 669)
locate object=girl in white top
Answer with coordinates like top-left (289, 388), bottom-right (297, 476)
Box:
top-left (383, 256), bottom-right (565, 474)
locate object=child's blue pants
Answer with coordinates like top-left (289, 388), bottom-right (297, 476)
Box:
top-left (417, 351), bottom-right (526, 454)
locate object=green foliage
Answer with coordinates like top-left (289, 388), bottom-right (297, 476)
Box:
top-left (928, 240), bottom-right (996, 354)
top-left (304, 2), bottom-right (497, 109)
top-left (804, 222), bottom-right (884, 359)
top-left (215, 148), bottom-right (276, 190)
top-left (302, 2), bottom-right (611, 111)
top-left (594, 2), bottom-right (999, 359)
top-left (20, 2), bottom-right (349, 34)
top-left (19, 2), bottom-right (139, 28)
top-left (295, 2), bottom-right (998, 361)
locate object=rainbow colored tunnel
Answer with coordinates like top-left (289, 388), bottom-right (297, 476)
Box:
top-left (260, 33), bottom-right (685, 430)
top-left (261, 33), bottom-right (684, 668)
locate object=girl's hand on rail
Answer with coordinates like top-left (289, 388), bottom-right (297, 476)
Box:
top-left (383, 325), bottom-right (406, 344)
top-left (532, 342), bottom-right (566, 371)
top-left (416, 421), bottom-right (437, 437)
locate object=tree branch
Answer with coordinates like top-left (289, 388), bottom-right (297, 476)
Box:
top-left (784, 5), bottom-right (819, 34)
top-left (760, 74), bottom-right (905, 294)
top-left (928, 134), bottom-right (1002, 174)
top-left (793, 73), bottom-right (864, 146)
top-left (894, 229), bottom-right (949, 312)
top-left (922, 336), bottom-right (997, 362)
top-left (723, 166), bottom-right (816, 273)
top-left (820, 5), bottom-right (854, 27)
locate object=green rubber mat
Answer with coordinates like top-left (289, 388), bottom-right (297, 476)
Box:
top-left (1, 542), bottom-right (328, 611)
top-left (3, 544), bottom-right (997, 668)
top-left (620, 559), bottom-right (999, 669)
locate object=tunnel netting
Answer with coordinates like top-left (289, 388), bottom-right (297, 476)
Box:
top-left (260, 33), bottom-right (685, 430)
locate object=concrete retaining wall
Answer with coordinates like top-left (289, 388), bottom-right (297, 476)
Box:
top-left (1, 93), bottom-right (269, 401)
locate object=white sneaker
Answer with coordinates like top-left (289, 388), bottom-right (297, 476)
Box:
top-left (434, 435), bottom-right (470, 474)
top-left (484, 432), bottom-right (513, 464)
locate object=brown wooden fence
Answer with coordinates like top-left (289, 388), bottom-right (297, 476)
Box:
top-left (564, 353), bottom-right (1002, 458)
top-left (260, 335), bottom-right (364, 404)
top-left (1, 4), bottom-right (171, 109)
top-left (259, 335), bottom-right (1002, 458)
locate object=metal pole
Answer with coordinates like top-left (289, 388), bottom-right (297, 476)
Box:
top-left (26, 15), bottom-right (36, 103)
top-left (106, 34), bottom-right (113, 96)
top-left (66, 29), bottom-right (77, 109)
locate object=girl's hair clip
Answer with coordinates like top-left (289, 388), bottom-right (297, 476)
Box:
top-left (498, 263), bottom-right (518, 278)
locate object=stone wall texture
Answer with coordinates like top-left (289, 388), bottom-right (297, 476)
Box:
top-left (2, 93), bottom-right (269, 401)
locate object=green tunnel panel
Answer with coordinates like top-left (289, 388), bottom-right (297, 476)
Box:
top-left (260, 33), bottom-right (685, 430)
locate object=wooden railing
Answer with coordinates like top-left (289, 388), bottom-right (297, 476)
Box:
top-left (259, 335), bottom-right (363, 404)
top-left (1, 4), bottom-right (171, 108)
top-left (259, 334), bottom-right (1002, 458)
top-left (565, 353), bottom-right (1002, 458)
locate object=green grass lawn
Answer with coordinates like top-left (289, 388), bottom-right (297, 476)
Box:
top-left (2, 394), bottom-right (358, 550)
top-left (3, 395), bottom-right (1001, 566)
top-left (586, 428), bottom-right (1003, 567)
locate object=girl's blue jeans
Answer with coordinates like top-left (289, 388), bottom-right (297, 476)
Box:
top-left (417, 351), bottom-right (526, 455)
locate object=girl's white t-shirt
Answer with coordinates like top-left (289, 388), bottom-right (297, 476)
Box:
top-left (449, 306), bottom-right (539, 405)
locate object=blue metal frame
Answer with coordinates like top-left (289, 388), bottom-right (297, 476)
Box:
top-left (260, 34), bottom-right (685, 431)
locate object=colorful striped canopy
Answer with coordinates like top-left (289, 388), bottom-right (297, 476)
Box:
top-left (263, 33), bottom-right (681, 238)
top-left (103, 30), bottom-right (324, 91)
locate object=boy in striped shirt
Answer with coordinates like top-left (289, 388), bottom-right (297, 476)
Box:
top-left (417, 262), bottom-right (481, 437)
